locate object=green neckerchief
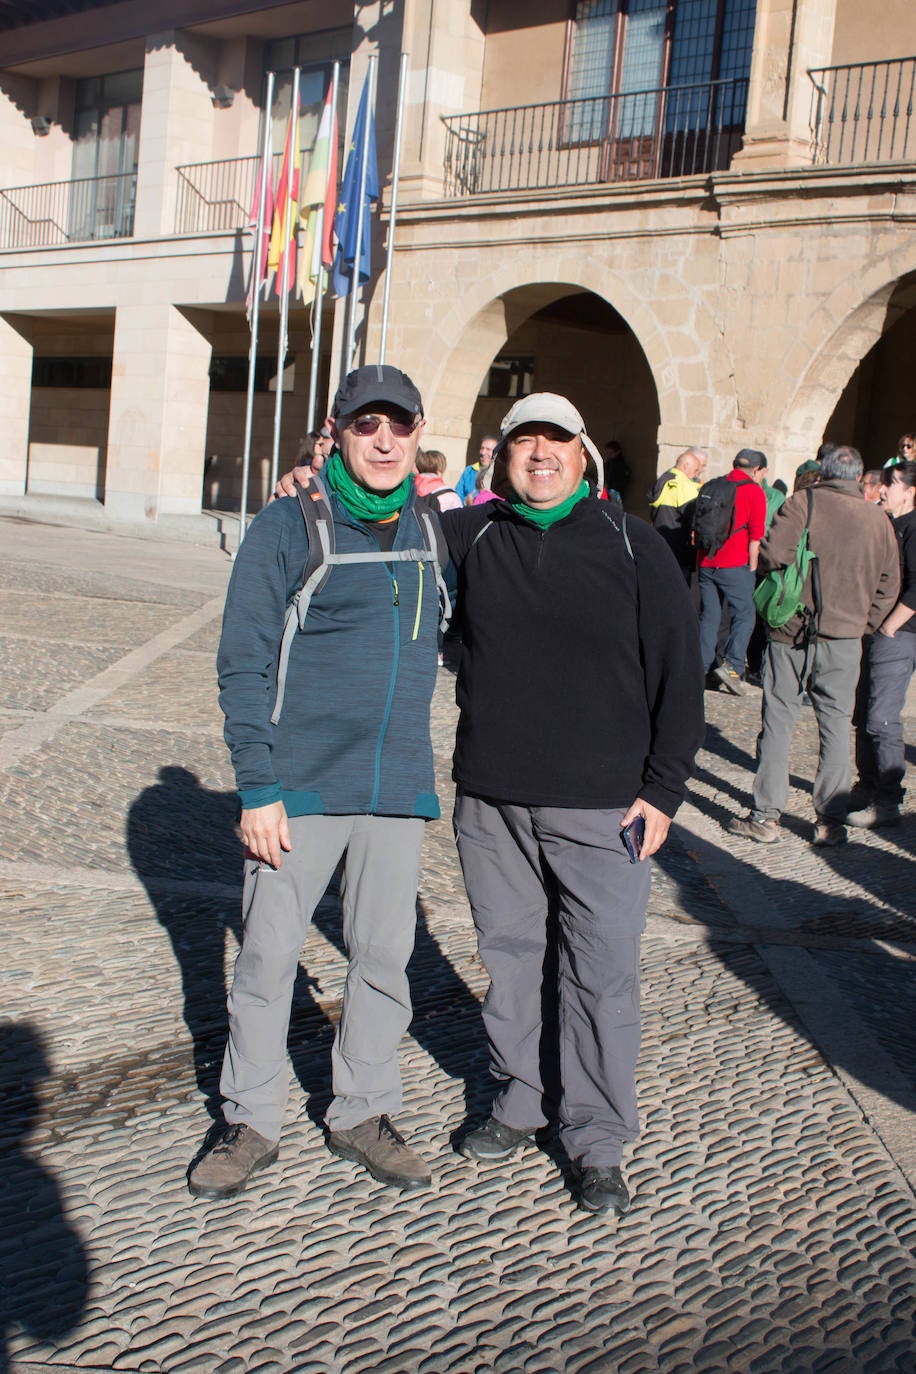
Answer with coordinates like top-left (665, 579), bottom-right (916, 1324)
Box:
top-left (323, 451), bottom-right (411, 522)
top-left (508, 480), bottom-right (590, 529)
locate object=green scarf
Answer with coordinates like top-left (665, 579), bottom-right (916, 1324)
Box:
top-left (323, 451), bottom-right (411, 522)
top-left (508, 480), bottom-right (590, 529)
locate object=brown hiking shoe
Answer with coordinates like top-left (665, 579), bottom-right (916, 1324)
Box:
top-left (812, 820), bottom-right (847, 847)
top-left (187, 1123), bottom-right (279, 1199)
top-left (728, 814), bottom-right (780, 844)
top-left (327, 1114), bottom-right (431, 1190)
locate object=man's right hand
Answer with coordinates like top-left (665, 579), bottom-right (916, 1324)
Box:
top-left (274, 466), bottom-right (311, 500)
top-left (240, 801), bottom-right (292, 868)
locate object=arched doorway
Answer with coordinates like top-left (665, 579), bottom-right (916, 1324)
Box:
top-left (824, 272), bottom-right (916, 470)
top-left (463, 286), bottom-right (661, 512)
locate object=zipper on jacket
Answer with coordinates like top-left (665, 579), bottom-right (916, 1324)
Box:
top-left (413, 562), bottom-right (424, 640)
top-left (536, 529), bottom-right (547, 570)
top-left (392, 576), bottom-right (399, 606)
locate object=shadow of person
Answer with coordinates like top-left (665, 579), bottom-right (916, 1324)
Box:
top-left (652, 822), bottom-right (916, 1116)
top-left (127, 766), bottom-right (334, 1123)
top-left (0, 1022), bottom-right (89, 1374)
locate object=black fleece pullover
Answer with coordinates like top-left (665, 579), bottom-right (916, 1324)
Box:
top-left (441, 495), bottom-right (704, 818)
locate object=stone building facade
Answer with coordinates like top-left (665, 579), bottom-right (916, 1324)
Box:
top-left (0, 0), bottom-right (914, 523)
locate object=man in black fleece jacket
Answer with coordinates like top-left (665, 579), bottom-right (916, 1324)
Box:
top-left (445, 393), bottom-right (704, 1217)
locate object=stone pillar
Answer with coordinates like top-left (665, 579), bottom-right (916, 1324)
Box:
top-left (733, 0), bottom-right (839, 170)
top-left (105, 303), bottom-right (212, 521)
top-left (0, 316), bottom-right (33, 495)
top-left (394, 0), bottom-right (487, 202)
top-left (133, 30), bottom-right (217, 238)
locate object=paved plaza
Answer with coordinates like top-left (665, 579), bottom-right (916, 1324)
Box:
top-left (1, 511), bottom-right (914, 1374)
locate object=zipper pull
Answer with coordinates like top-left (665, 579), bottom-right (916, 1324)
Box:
top-left (393, 577), bottom-right (399, 606)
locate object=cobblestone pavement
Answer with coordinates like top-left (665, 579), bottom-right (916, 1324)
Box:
top-left (1, 516), bottom-right (914, 1374)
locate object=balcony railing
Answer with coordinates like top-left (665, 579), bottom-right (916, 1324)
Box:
top-left (809, 57), bottom-right (916, 166)
top-left (442, 77), bottom-right (749, 197)
top-left (0, 172), bottom-right (135, 249)
top-left (175, 153), bottom-right (284, 234)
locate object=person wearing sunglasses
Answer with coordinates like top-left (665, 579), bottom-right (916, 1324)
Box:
top-left (189, 365), bottom-right (446, 1200)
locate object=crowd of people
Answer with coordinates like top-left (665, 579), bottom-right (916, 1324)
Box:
top-left (186, 365), bottom-right (912, 1222)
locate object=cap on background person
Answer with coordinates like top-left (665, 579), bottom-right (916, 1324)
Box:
top-left (733, 448), bottom-right (767, 471)
top-left (492, 392), bottom-right (605, 495)
top-left (331, 364), bottom-right (424, 420)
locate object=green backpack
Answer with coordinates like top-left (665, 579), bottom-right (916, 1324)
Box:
top-left (753, 488), bottom-right (819, 630)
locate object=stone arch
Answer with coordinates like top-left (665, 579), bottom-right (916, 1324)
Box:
top-left (418, 261), bottom-right (686, 454)
top-left (772, 243), bottom-right (916, 467)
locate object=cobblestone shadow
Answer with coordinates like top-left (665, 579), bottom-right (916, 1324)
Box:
top-left (0, 1022), bottom-right (88, 1374)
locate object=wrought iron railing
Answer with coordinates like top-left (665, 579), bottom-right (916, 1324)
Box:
top-left (808, 57), bottom-right (916, 165)
top-left (442, 77), bottom-right (749, 196)
top-left (175, 153), bottom-right (284, 234)
top-left (0, 172), bottom-right (135, 249)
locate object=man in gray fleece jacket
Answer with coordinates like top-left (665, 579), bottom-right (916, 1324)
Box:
top-left (188, 365), bottom-right (444, 1200)
top-left (729, 445), bottom-right (899, 848)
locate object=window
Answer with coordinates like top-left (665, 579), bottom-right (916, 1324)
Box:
top-left (481, 357), bottom-right (535, 400)
top-left (33, 357), bottom-right (113, 388)
top-left (70, 68), bottom-right (142, 239)
top-left (565, 0), bottom-right (756, 140)
top-left (209, 355), bottom-right (294, 393)
top-left (264, 30), bottom-right (350, 165)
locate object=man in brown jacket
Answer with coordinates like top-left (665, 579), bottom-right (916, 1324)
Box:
top-left (728, 446), bottom-right (899, 847)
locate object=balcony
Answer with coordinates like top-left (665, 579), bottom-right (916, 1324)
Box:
top-left (0, 172), bottom-right (135, 249)
top-left (175, 155), bottom-right (282, 235)
top-left (809, 57), bottom-right (916, 166)
top-left (442, 77), bottom-right (749, 197)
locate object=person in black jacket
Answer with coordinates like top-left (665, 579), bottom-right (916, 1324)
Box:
top-left (443, 393), bottom-right (704, 1217)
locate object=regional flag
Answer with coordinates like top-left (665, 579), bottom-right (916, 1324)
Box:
top-left (296, 81), bottom-right (339, 305)
top-left (332, 73), bottom-right (378, 298)
top-left (267, 92), bottom-right (302, 296)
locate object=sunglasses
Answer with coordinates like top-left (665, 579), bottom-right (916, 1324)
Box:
top-left (348, 413), bottom-right (418, 438)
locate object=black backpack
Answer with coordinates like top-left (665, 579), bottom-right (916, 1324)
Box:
top-left (692, 475), bottom-right (744, 556)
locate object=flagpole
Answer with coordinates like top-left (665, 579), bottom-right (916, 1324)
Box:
top-left (271, 64), bottom-right (300, 494)
top-left (239, 69), bottom-right (275, 549)
top-left (379, 51), bottom-right (408, 366)
top-left (344, 52), bottom-right (377, 377)
top-left (307, 60), bottom-right (340, 433)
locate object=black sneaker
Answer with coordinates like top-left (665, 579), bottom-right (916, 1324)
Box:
top-left (457, 1116), bottom-right (536, 1161)
top-left (187, 1123), bottom-right (279, 1199)
top-left (327, 1114), bottom-right (431, 1190)
top-left (576, 1165), bottom-right (631, 1216)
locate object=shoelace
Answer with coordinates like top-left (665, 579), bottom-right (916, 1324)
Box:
top-left (377, 1115), bottom-right (408, 1146)
top-left (211, 1124), bottom-right (246, 1155)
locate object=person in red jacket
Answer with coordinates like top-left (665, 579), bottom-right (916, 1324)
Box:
top-left (697, 449), bottom-right (768, 694)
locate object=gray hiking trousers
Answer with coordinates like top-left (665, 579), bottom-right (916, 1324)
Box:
top-left (751, 637), bottom-right (861, 823)
top-left (221, 813), bottom-right (424, 1141)
top-left (454, 791), bottom-right (651, 1168)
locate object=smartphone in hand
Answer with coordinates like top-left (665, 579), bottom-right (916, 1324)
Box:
top-left (621, 815), bottom-right (645, 864)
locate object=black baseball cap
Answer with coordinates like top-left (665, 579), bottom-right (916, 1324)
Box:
top-left (733, 448), bottom-right (767, 470)
top-left (332, 365), bottom-right (424, 419)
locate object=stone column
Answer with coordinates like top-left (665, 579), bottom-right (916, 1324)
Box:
top-left (733, 0), bottom-right (839, 169)
top-left (0, 316), bottom-right (33, 495)
top-left (133, 30), bottom-right (217, 238)
top-left (395, 0), bottom-right (487, 202)
top-left (105, 303), bottom-right (212, 521)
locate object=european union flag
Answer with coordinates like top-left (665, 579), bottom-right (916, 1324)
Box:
top-left (332, 75), bottom-right (379, 298)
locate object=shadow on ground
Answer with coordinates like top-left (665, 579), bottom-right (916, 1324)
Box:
top-left (0, 1022), bottom-right (88, 1374)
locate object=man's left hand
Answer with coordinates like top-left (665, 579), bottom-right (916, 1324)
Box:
top-left (620, 799), bottom-right (671, 860)
top-left (273, 465), bottom-right (311, 500)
